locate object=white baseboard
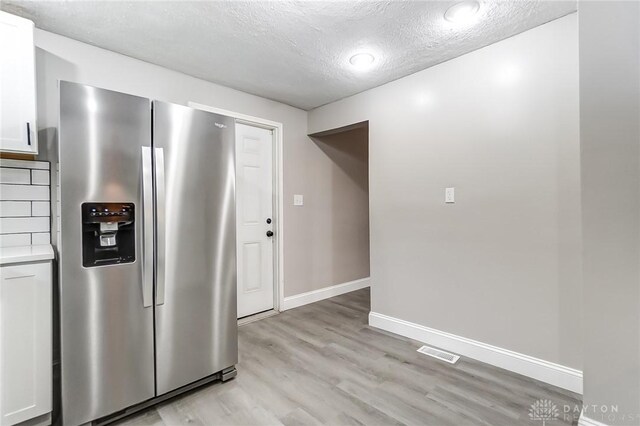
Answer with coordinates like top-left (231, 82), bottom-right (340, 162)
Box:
top-left (368, 311), bottom-right (583, 394)
top-left (282, 277), bottom-right (370, 311)
top-left (579, 414), bottom-right (609, 426)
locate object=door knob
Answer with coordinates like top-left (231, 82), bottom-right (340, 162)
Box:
top-left (266, 230), bottom-right (274, 237)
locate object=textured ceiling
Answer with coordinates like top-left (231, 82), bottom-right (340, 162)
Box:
top-left (2, 1), bottom-right (576, 110)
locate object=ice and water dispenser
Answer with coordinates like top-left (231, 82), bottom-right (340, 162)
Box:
top-left (81, 202), bottom-right (135, 267)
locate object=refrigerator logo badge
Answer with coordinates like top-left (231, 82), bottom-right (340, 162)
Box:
top-left (214, 122), bottom-right (227, 129)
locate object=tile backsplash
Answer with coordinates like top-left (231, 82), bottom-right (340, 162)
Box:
top-left (0, 159), bottom-right (51, 247)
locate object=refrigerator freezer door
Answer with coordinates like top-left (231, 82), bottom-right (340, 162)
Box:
top-left (59, 82), bottom-right (155, 425)
top-left (153, 102), bottom-right (238, 395)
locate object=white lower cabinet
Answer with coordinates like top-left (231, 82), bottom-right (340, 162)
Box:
top-left (0, 261), bottom-right (52, 425)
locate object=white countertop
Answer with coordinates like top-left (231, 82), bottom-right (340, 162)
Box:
top-left (0, 244), bottom-right (55, 265)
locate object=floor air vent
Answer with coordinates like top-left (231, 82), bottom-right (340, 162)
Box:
top-left (417, 345), bottom-right (460, 364)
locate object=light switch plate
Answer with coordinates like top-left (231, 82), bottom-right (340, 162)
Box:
top-left (294, 194), bottom-right (304, 206)
top-left (445, 187), bottom-right (455, 203)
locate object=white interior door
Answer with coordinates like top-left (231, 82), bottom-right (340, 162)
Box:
top-left (236, 123), bottom-right (274, 318)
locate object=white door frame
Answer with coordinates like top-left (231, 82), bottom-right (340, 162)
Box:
top-left (188, 101), bottom-right (284, 312)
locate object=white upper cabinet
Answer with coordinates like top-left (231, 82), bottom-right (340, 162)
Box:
top-left (0, 12), bottom-right (38, 154)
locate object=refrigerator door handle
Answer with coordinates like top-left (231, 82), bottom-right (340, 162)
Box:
top-left (141, 146), bottom-right (154, 308)
top-left (155, 147), bottom-right (166, 305)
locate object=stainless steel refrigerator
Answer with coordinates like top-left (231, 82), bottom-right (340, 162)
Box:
top-left (58, 81), bottom-right (238, 426)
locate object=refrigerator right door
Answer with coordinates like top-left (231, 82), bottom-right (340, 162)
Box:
top-left (153, 102), bottom-right (238, 395)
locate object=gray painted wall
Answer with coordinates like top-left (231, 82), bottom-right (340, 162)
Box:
top-left (308, 15), bottom-right (581, 368)
top-left (303, 126), bottom-right (370, 292)
top-left (579, 2), bottom-right (640, 424)
top-left (34, 28), bottom-right (371, 299)
top-left (32, 29), bottom-right (315, 299)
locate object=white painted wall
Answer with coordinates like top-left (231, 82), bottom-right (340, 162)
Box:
top-left (579, 2), bottom-right (640, 424)
top-left (308, 15), bottom-right (581, 369)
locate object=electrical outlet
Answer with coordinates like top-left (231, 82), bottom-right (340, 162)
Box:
top-left (445, 187), bottom-right (455, 203)
top-left (294, 194), bottom-right (304, 206)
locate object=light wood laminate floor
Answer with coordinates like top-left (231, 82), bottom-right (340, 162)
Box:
top-left (116, 288), bottom-right (581, 426)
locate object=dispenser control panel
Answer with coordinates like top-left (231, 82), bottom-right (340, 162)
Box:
top-left (81, 202), bottom-right (135, 267)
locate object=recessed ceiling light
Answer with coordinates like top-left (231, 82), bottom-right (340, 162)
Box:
top-left (349, 52), bottom-right (375, 71)
top-left (444, 1), bottom-right (480, 24)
